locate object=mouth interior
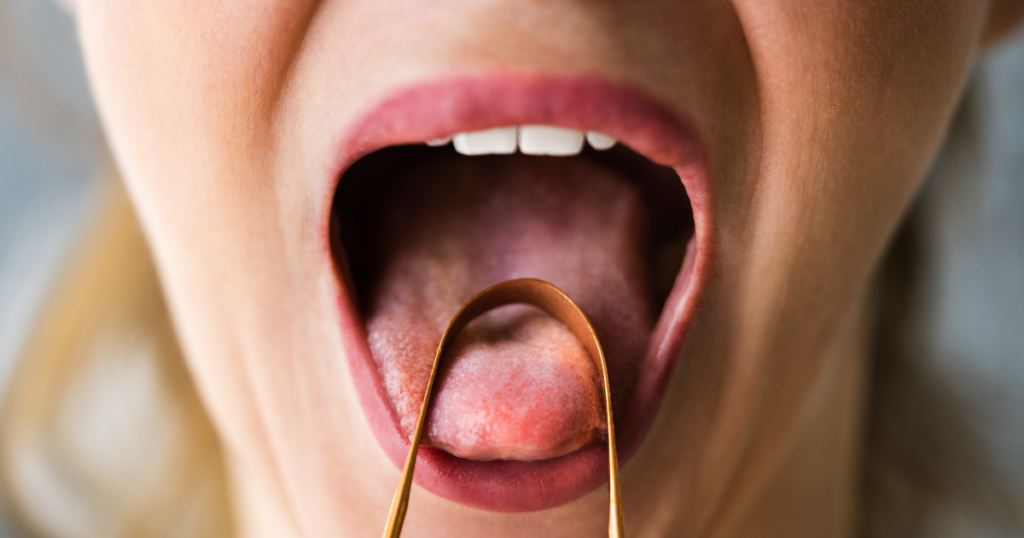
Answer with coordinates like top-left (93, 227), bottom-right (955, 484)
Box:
top-left (333, 143), bottom-right (693, 462)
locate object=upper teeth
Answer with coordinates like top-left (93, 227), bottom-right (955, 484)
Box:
top-left (518, 125), bottom-right (584, 156)
top-left (453, 127), bottom-right (518, 155)
top-left (433, 126), bottom-right (616, 156)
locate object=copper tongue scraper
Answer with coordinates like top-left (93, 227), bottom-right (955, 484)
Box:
top-left (381, 278), bottom-right (626, 538)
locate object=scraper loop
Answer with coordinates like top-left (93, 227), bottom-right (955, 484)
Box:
top-left (381, 278), bottom-right (625, 538)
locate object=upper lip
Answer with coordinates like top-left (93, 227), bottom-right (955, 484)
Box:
top-left (327, 73), bottom-right (712, 512)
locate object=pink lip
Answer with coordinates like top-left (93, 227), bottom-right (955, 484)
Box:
top-left (328, 75), bottom-right (711, 512)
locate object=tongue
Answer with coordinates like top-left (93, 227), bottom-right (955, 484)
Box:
top-left (363, 154), bottom-right (654, 461)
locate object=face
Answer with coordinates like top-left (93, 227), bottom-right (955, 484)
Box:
top-left (72, 0), bottom-right (998, 536)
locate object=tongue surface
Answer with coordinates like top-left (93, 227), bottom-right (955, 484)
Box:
top-left (363, 154), bottom-right (654, 461)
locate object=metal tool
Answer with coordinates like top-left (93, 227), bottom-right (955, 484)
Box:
top-left (381, 278), bottom-right (625, 538)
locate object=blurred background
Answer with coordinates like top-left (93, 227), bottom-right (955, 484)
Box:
top-left (1, 0), bottom-right (103, 409)
top-left (1, 1), bottom-right (155, 537)
top-left (1, 0), bottom-right (1023, 537)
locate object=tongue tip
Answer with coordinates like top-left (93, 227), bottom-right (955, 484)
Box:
top-left (417, 306), bottom-right (609, 462)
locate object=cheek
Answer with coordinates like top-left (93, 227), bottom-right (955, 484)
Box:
top-left (74, 0), bottom-right (330, 447)
top-left (74, 0), bottom-right (332, 312)
top-left (691, 0), bottom-right (987, 456)
top-left (733, 0), bottom-right (985, 184)
top-left (725, 0), bottom-right (986, 263)
top-left (76, 0), bottom-right (318, 212)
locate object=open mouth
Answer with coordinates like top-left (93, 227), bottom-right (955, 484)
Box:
top-left (327, 76), bottom-right (709, 512)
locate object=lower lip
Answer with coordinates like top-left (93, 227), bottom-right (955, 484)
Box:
top-left (330, 75), bottom-right (709, 512)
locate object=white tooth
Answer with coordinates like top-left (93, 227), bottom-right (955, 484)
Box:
top-left (518, 125), bottom-right (585, 156)
top-left (426, 136), bottom-right (451, 147)
top-left (586, 131), bottom-right (617, 151)
top-left (452, 127), bottom-right (518, 155)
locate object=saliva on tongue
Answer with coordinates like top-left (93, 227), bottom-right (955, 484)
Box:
top-left (363, 153), bottom-right (655, 462)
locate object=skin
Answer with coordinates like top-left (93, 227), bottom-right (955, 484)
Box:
top-left (66, 0), bottom-right (1023, 536)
